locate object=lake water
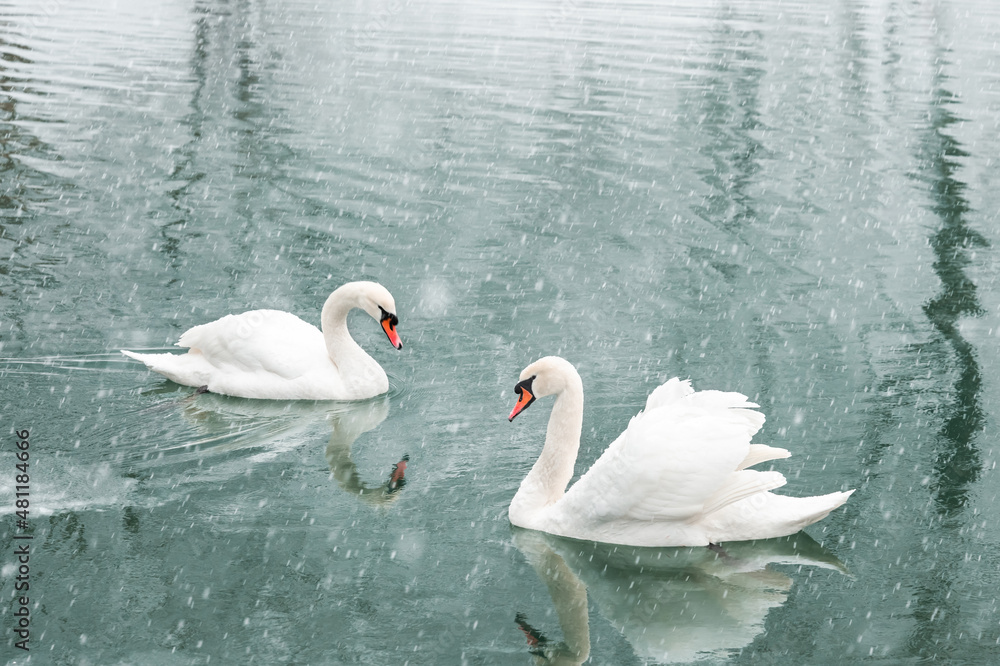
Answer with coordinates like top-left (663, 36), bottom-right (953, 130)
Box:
top-left (2, 0), bottom-right (1000, 663)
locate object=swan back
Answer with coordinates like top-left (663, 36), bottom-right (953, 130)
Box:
top-left (563, 387), bottom-right (772, 528)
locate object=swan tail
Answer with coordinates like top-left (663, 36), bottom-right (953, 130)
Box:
top-left (783, 489), bottom-right (855, 528)
top-left (121, 349), bottom-right (158, 366)
top-left (705, 488), bottom-right (855, 543)
top-left (737, 444), bottom-right (791, 471)
top-left (699, 469), bottom-right (787, 518)
top-left (121, 349), bottom-right (207, 387)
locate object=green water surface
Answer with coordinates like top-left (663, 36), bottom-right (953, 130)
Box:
top-left (2, 0), bottom-right (1000, 663)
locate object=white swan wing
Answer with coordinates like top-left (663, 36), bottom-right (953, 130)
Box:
top-left (560, 386), bottom-right (775, 525)
top-left (737, 444), bottom-right (791, 470)
top-left (178, 310), bottom-right (326, 378)
top-left (642, 377), bottom-right (694, 411)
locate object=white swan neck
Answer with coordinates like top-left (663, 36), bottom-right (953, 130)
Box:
top-left (512, 375), bottom-right (584, 518)
top-left (320, 286), bottom-right (379, 379)
top-left (321, 285), bottom-right (361, 334)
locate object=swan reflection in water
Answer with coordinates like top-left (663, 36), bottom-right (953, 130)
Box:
top-left (512, 527), bottom-right (848, 664)
top-left (165, 391), bottom-right (408, 505)
top-left (324, 396), bottom-right (409, 506)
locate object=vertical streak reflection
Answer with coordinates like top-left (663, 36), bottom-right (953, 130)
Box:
top-left (919, 77), bottom-right (986, 518)
top-left (906, 50), bottom-right (988, 661)
top-left (693, 12), bottom-right (765, 235)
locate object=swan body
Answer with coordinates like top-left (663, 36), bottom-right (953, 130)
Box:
top-left (507, 356), bottom-right (853, 547)
top-left (123, 281), bottom-right (402, 400)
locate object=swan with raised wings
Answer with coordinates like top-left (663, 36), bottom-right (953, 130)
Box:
top-left (123, 281), bottom-right (402, 401)
top-left (507, 356), bottom-right (853, 547)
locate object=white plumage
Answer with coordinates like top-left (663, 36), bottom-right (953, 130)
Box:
top-left (122, 281), bottom-right (402, 401)
top-left (507, 356), bottom-right (853, 547)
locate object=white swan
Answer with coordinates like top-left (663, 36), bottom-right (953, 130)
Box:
top-left (122, 281), bottom-right (402, 400)
top-left (507, 356), bottom-right (853, 547)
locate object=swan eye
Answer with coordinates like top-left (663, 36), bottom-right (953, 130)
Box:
top-left (378, 306), bottom-right (399, 328)
top-left (514, 375), bottom-right (536, 397)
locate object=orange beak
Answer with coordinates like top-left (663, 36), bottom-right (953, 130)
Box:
top-left (380, 310), bottom-right (402, 350)
top-left (508, 377), bottom-right (537, 421)
top-left (387, 454), bottom-right (408, 493)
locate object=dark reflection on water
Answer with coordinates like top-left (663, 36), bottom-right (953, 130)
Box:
top-left (692, 13), bottom-right (766, 236)
top-left (156, 4), bottom-right (209, 275)
top-left (0, 30), bottom-right (68, 312)
top-left (919, 81), bottom-right (986, 518)
top-left (904, 52), bottom-right (987, 661)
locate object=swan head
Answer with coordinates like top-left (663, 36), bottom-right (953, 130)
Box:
top-left (509, 356), bottom-right (581, 421)
top-left (342, 281), bottom-right (403, 350)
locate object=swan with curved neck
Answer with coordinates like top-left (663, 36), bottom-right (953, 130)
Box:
top-left (507, 356), bottom-right (853, 547)
top-left (123, 281), bottom-right (402, 400)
